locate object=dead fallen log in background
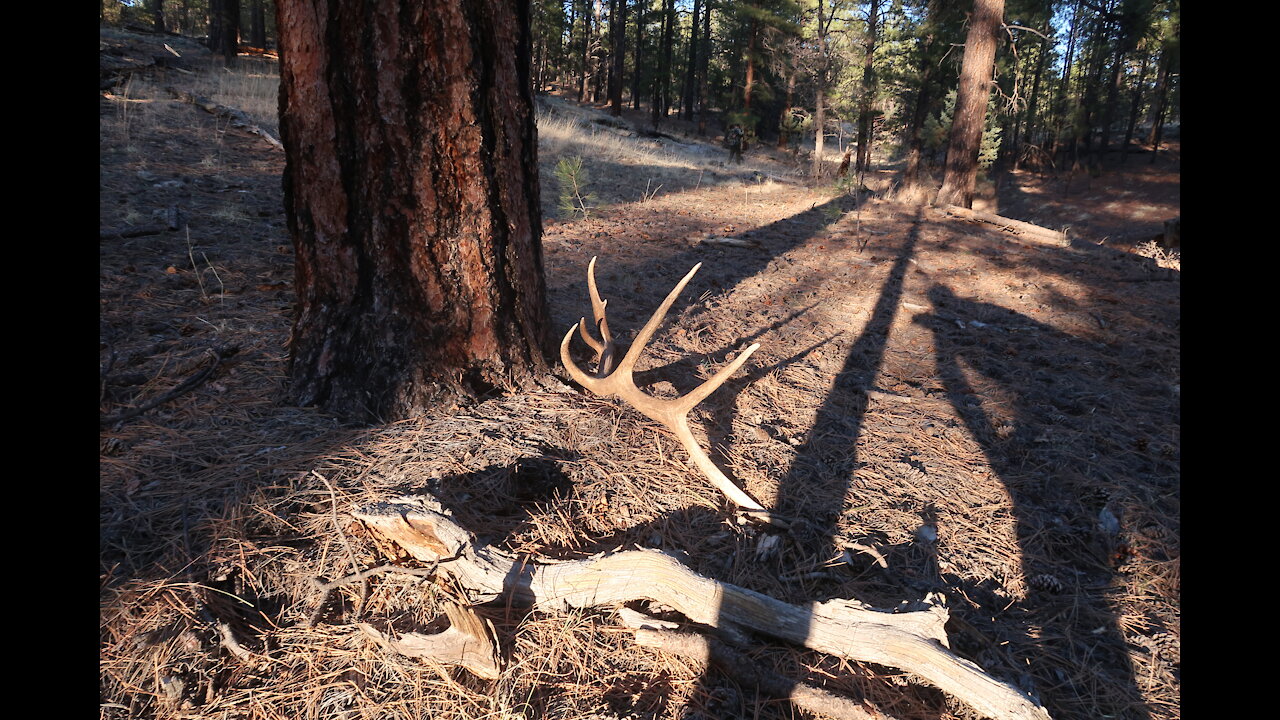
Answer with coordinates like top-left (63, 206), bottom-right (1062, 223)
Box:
top-left (354, 496), bottom-right (1051, 720)
top-left (942, 205), bottom-right (1068, 246)
top-left (164, 86), bottom-right (283, 151)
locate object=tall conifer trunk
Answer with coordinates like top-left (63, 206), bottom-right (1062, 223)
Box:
top-left (610, 0), bottom-right (626, 115)
top-left (276, 0), bottom-right (550, 422)
top-left (855, 0), bottom-right (881, 174)
top-left (937, 0), bottom-right (1004, 208)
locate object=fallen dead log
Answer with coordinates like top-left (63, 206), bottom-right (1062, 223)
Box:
top-left (164, 86), bottom-right (283, 151)
top-left (354, 496), bottom-right (1051, 720)
top-left (99, 224), bottom-right (171, 240)
top-left (941, 205), bottom-right (1068, 246)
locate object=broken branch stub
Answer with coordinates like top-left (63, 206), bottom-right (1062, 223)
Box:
top-left (354, 497), bottom-right (1051, 720)
top-left (358, 601), bottom-right (501, 680)
top-left (560, 257), bottom-right (774, 520)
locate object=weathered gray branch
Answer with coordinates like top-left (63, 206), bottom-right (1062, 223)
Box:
top-left (942, 205), bottom-right (1068, 245)
top-left (353, 496), bottom-right (1051, 720)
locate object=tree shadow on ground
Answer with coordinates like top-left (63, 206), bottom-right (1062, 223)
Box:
top-left (911, 283), bottom-right (1173, 720)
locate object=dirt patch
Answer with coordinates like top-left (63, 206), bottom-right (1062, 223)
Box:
top-left (101, 40), bottom-right (1178, 720)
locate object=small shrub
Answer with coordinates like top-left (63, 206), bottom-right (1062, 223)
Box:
top-left (554, 155), bottom-right (597, 219)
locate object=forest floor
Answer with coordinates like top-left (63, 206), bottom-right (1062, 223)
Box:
top-left (101, 28), bottom-right (1179, 720)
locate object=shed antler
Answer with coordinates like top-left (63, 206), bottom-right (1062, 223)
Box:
top-left (561, 257), bottom-right (773, 520)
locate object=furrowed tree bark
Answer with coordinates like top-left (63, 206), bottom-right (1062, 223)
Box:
top-left (277, 0), bottom-right (550, 423)
top-left (937, 0), bottom-right (1004, 208)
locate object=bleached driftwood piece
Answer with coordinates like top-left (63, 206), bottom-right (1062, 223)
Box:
top-left (942, 205), bottom-right (1068, 246)
top-left (618, 606), bottom-right (893, 720)
top-left (358, 601), bottom-right (500, 679)
top-left (353, 496), bottom-right (1050, 720)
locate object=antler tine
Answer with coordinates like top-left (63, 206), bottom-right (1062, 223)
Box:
top-left (561, 258), bottom-right (776, 521)
top-left (576, 256), bottom-right (616, 376)
top-left (561, 323), bottom-right (606, 391)
top-left (674, 342), bottom-right (761, 415)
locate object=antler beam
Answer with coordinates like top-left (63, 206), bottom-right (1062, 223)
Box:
top-left (561, 257), bottom-right (773, 520)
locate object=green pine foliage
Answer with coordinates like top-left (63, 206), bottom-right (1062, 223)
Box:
top-left (554, 155), bottom-right (597, 219)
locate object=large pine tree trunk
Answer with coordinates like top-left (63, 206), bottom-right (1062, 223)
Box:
top-left (276, 0), bottom-right (550, 423)
top-left (936, 0), bottom-right (1004, 208)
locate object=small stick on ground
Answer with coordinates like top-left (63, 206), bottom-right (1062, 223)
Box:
top-left (99, 345), bottom-right (239, 427)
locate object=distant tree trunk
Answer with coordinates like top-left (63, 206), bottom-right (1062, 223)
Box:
top-left (209, 0), bottom-right (224, 51)
top-left (682, 0), bottom-right (701, 121)
top-left (902, 30), bottom-right (937, 184)
top-left (633, 3), bottom-right (644, 110)
top-left (812, 86), bottom-right (825, 177)
top-left (276, 0), bottom-right (551, 423)
top-left (743, 18), bottom-right (758, 113)
top-left (1119, 54), bottom-right (1149, 164)
top-left (1049, 0), bottom-right (1083, 161)
top-left (592, 0), bottom-right (606, 102)
top-left (662, 0), bottom-right (675, 117)
top-left (652, 0), bottom-right (675, 127)
top-left (578, 1), bottom-right (592, 102)
top-left (1145, 45), bottom-right (1172, 151)
top-left (249, 0), bottom-right (267, 48)
top-left (854, 0), bottom-right (881, 174)
top-left (937, 0), bottom-right (1004, 208)
top-left (1013, 24), bottom-right (1049, 169)
top-left (811, 0), bottom-right (836, 178)
top-left (150, 0), bottom-right (166, 32)
top-left (697, 0), bottom-right (711, 135)
top-left (220, 0), bottom-right (240, 66)
top-left (609, 0), bottom-right (626, 115)
top-left (777, 60), bottom-right (795, 149)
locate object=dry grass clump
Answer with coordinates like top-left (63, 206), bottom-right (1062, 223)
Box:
top-left (183, 57), bottom-right (281, 136)
top-left (1133, 239), bottom-right (1180, 271)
